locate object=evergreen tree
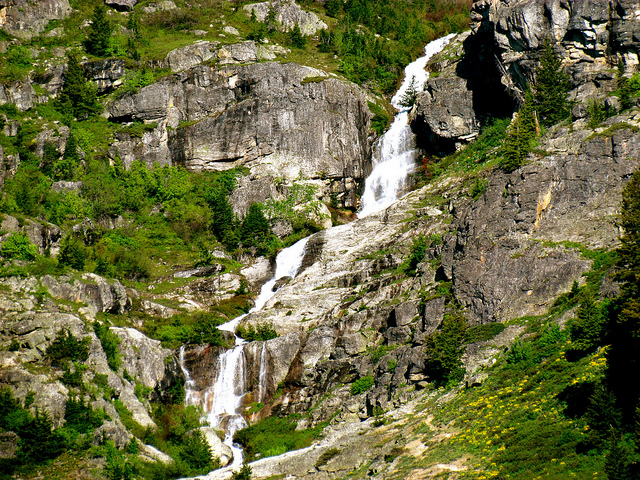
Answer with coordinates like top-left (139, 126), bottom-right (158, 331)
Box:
top-left (398, 76), bottom-right (419, 109)
top-left (209, 188), bottom-right (237, 248)
top-left (606, 170), bottom-right (640, 420)
top-left (567, 295), bottom-right (606, 357)
top-left (240, 203), bottom-right (271, 251)
top-left (325, 0), bottom-right (342, 17)
top-left (500, 90), bottom-right (537, 172)
top-left (126, 11), bottom-right (140, 38)
top-left (84, 5), bottom-right (112, 57)
top-left (41, 142), bottom-right (58, 178)
top-left (57, 53), bottom-right (102, 120)
top-left (533, 40), bottom-right (571, 126)
top-left (58, 234), bottom-right (86, 270)
top-left (289, 24), bottom-right (306, 49)
top-left (54, 132), bottom-right (80, 181)
top-left (423, 312), bottom-right (468, 386)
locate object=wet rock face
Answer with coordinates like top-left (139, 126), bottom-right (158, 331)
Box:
top-left (0, 0), bottom-right (71, 39)
top-left (107, 61), bottom-right (373, 200)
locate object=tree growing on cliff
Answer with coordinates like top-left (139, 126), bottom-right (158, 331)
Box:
top-left (533, 40), bottom-right (571, 126)
top-left (84, 5), bottom-right (112, 57)
top-left (56, 53), bottom-right (102, 120)
top-left (500, 90), bottom-right (537, 172)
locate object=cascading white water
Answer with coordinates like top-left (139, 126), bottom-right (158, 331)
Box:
top-left (359, 33), bottom-right (456, 217)
top-left (180, 236), bottom-right (310, 470)
top-left (179, 33), bottom-right (456, 474)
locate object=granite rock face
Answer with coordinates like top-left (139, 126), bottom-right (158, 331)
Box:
top-left (107, 61), bottom-right (374, 205)
top-left (412, 0), bottom-right (640, 154)
top-left (243, 0), bottom-right (328, 36)
top-left (0, 0), bottom-right (71, 39)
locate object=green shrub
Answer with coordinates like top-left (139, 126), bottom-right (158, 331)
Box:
top-left (350, 375), bottom-right (374, 395)
top-left (84, 5), bottom-right (112, 57)
top-left (424, 313), bottom-right (468, 386)
top-left (0, 232), bottom-right (38, 261)
top-left (94, 322), bottom-right (121, 372)
top-left (403, 234), bottom-right (428, 275)
top-left (58, 234), bottom-right (86, 270)
top-left (64, 396), bottom-right (107, 434)
top-left (177, 430), bottom-right (218, 475)
top-left (237, 322), bottom-right (278, 342)
top-left (45, 329), bottom-right (90, 367)
top-left (470, 177), bottom-right (489, 200)
top-left (56, 52), bottom-right (102, 120)
top-left (566, 296), bottom-right (606, 358)
top-left (234, 415), bottom-right (324, 462)
top-left (231, 464), bottom-right (253, 480)
top-left (368, 101), bottom-right (390, 135)
top-left (465, 323), bottom-right (506, 343)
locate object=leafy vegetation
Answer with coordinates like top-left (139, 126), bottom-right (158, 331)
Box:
top-left (350, 375), bottom-right (375, 395)
top-left (234, 415), bottom-right (325, 462)
top-left (45, 329), bottom-right (91, 367)
top-left (237, 322), bottom-right (278, 342)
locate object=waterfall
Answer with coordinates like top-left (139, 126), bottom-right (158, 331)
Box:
top-left (180, 236), bottom-right (310, 469)
top-left (359, 33), bottom-right (456, 217)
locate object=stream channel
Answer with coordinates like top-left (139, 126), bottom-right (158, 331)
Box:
top-left (179, 33), bottom-right (456, 472)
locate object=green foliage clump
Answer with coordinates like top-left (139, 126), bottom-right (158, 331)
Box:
top-left (53, 132), bottom-right (81, 181)
top-left (234, 415), bottom-right (324, 462)
top-left (533, 40), bottom-right (571, 126)
top-left (465, 323), bottom-right (506, 344)
top-left (0, 45), bottom-right (33, 83)
top-left (566, 296), bottom-right (606, 358)
top-left (500, 91), bottom-right (537, 173)
top-left (58, 234), bottom-right (86, 270)
top-left (0, 232), bottom-right (38, 261)
top-left (350, 375), bottom-right (374, 395)
top-left (368, 101), bottom-right (390, 135)
top-left (56, 53), bottom-right (102, 120)
top-left (398, 76), bottom-right (419, 109)
top-left (424, 313), bottom-right (468, 386)
top-left (240, 203), bottom-right (277, 256)
top-left (237, 322), bottom-right (278, 342)
top-left (403, 234), bottom-right (428, 275)
top-left (45, 329), bottom-right (90, 367)
top-left (289, 24), bottom-right (306, 49)
top-left (0, 388), bottom-right (68, 474)
top-left (470, 177), bottom-right (489, 200)
top-left (93, 322), bottom-right (121, 372)
top-left (176, 430), bottom-right (217, 475)
top-left (84, 5), bottom-right (113, 57)
top-left (64, 396), bottom-right (106, 434)
top-left (144, 310), bottom-right (232, 350)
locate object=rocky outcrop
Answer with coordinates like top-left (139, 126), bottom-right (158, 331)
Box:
top-left (84, 58), bottom-right (127, 93)
top-left (40, 273), bottom-right (130, 317)
top-left (0, 0), bottom-right (71, 39)
top-left (105, 0), bottom-right (137, 11)
top-left (243, 0), bottom-right (327, 36)
top-left (107, 61), bottom-right (374, 204)
top-left (412, 0), bottom-right (640, 155)
top-left (0, 214), bottom-right (63, 255)
top-left (442, 114), bottom-right (640, 323)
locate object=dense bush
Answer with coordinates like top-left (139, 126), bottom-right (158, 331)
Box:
top-left (93, 322), bottom-right (121, 372)
top-left (45, 329), bottom-right (91, 367)
top-left (237, 322), bottom-right (278, 342)
top-left (0, 233), bottom-right (38, 261)
top-left (350, 375), bottom-right (374, 395)
top-left (424, 313), bottom-right (468, 386)
top-left (234, 415), bottom-right (324, 462)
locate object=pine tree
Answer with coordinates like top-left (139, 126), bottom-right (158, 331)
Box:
top-left (57, 53), bottom-right (102, 120)
top-left (533, 40), bottom-right (571, 126)
top-left (41, 142), bottom-right (58, 178)
top-left (54, 132), bottom-right (80, 181)
top-left (240, 203), bottom-right (271, 249)
top-left (289, 24), bottom-right (306, 49)
top-left (500, 90), bottom-right (537, 172)
top-left (398, 76), bottom-right (419, 109)
top-left (84, 5), bottom-right (112, 57)
top-left (606, 170), bottom-right (640, 420)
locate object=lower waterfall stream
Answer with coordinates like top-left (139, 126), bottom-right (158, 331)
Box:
top-left (179, 33), bottom-right (455, 472)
